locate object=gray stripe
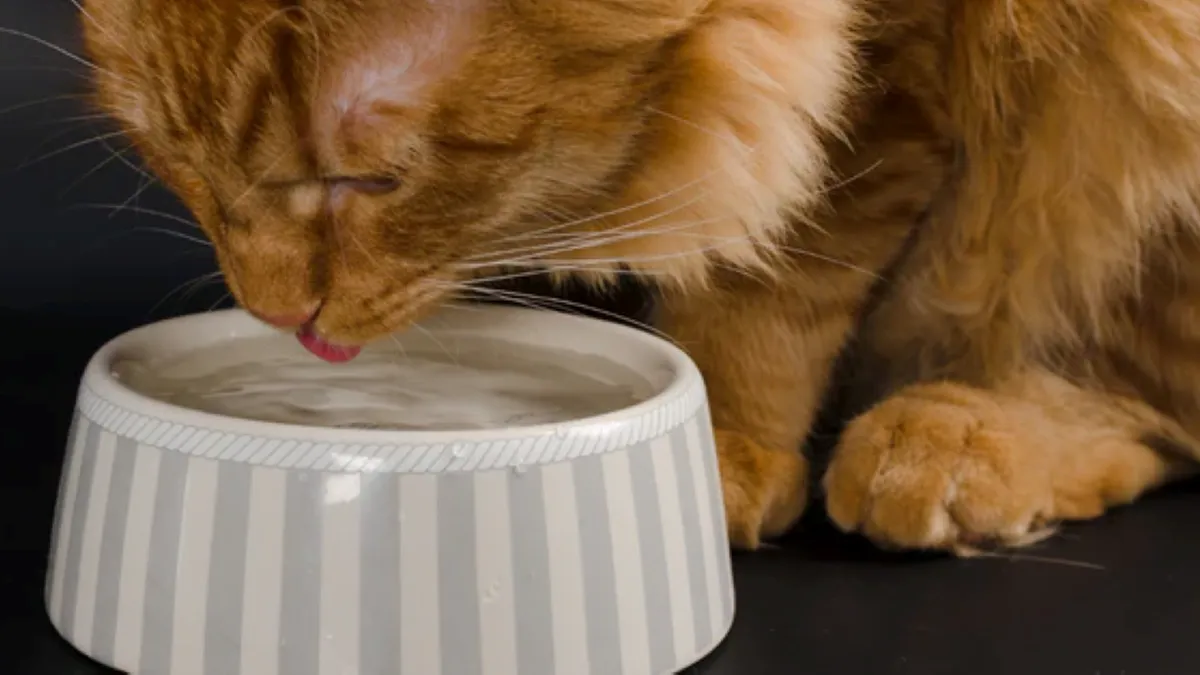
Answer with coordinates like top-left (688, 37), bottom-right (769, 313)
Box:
top-left (438, 472), bottom-right (481, 675)
top-left (45, 414), bottom-right (81, 614)
top-left (139, 448), bottom-right (191, 675)
top-left (360, 473), bottom-right (400, 675)
top-left (574, 455), bottom-right (622, 675)
top-left (511, 469), bottom-right (555, 675)
top-left (59, 421), bottom-right (101, 638)
top-left (280, 471), bottom-right (323, 675)
top-left (205, 461), bottom-right (253, 675)
top-left (627, 441), bottom-right (676, 673)
top-left (669, 425), bottom-right (712, 648)
top-left (697, 408), bottom-right (735, 617)
top-left (91, 435), bottom-right (140, 663)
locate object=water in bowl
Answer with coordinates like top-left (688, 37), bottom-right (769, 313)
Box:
top-left (112, 332), bottom-right (653, 430)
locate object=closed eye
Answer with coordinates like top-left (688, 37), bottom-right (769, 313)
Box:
top-left (325, 176), bottom-right (401, 195)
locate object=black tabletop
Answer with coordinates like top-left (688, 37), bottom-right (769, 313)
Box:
top-left (3, 2), bottom-right (1200, 674)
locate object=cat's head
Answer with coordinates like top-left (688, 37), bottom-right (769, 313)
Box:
top-left (81, 0), bottom-right (858, 359)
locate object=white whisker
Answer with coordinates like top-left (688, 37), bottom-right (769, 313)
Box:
top-left (464, 213), bottom-right (741, 269)
top-left (440, 282), bottom-right (676, 348)
top-left (465, 266), bottom-right (667, 287)
top-left (72, 203), bottom-right (203, 230)
top-left (58, 144), bottom-right (129, 196)
top-left (492, 167), bottom-right (727, 244)
top-left (98, 137), bottom-right (156, 183)
top-left (131, 226), bottom-right (211, 247)
top-left (180, 272), bottom-right (225, 303)
top-left (26, 118), bottom-right (109, 159)
top-left (0, 65), bottom-right (92, 79)
top-left (473, 212), bottom-right (878, 281)
top-left (468, 192), bottom-right (714, 265)
top-left (147, 270), bottom-right (224, 316)
top-left (387, 334), bottom-right (412, 364)
top-left (15, 129), bottom-right (127, 170)
top-left (647, 106), bottom-right (750, 156)
top-left (110, 173), bottom-right (158, 219)
top-left (411, 324), bottom-right (458, 366)
top-left (38, 112), bottom-right (113, 128)
top-left (0, 93), bottom-right (86, 119)
top-left (825, 159), bottom-right (884, 196)
top-left (533, 234), bottom-right (879, 278)
top-left (0, 26), bottom-right (128, 84)
top-left (208, 292), bottom-right (233, 312)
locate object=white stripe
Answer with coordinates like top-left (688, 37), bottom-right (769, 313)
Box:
top-left (651, 435), bottom-right (697, 660)
top-left (685, 419), bottom-right (724, 637)
top-left (72, 430), bottom-right (117, 649)
top-left (49, 418), bottom-right (91, 623)
top-left (541, 462), bottom-right (590, 675)
top-left (320, 473), bottom-right (362, 675)
top-left (475, 471), bottom-right (519, 675)
top-left (241, 467), bottom-right (287, 675)
top-left (170, 457), bottom-right (219, 675)
top-left (112, 444), bottom-right (161, 669)
top-left (399, 474), bottom-right (440, 675)
top-left (602, 450), bottom-right (652, 675)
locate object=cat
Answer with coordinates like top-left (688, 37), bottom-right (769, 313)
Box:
top-left (79, 0), bottom-right (1200, 555)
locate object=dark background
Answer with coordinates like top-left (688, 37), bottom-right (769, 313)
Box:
top-left (0, 2), bottom-right (225, 317)
top-left (4, 2), bottom-right (1200, 674)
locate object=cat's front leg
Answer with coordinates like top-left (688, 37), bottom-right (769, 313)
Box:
top-left (823, 368), bottom-right (1198, 555)
top-left (656, 270), bottom-right (865, 550)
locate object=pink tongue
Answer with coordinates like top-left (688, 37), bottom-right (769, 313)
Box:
top-left (296, 323), bottom-right (362, 363)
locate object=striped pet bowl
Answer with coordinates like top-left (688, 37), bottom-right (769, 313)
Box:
top-left (45, 307), bottom-right (735, 675)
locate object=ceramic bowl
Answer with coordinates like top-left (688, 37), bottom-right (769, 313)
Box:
top-left (44, 306), bottom-right (735, 675)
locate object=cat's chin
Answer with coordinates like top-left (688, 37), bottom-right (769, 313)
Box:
top-left (296, 323), bottom-right (363, 364)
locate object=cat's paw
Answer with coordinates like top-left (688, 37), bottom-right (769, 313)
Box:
top-left (822, 383), bottom-right (1062, 555)
top-left (715, 429), bottom-right (809, 550)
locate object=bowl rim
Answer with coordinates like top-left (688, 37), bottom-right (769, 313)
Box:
top-left (78, 305), bottom-right (706, 457)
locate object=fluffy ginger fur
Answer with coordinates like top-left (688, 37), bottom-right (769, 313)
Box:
top-left (80, 0), bottom-right (1200, 553)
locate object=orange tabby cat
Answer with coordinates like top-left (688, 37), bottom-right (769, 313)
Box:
top-left (80, 0), bottom-right (1200, 555)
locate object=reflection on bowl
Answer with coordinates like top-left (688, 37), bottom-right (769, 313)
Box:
top-left (45, 306), bottom-right (735, 675)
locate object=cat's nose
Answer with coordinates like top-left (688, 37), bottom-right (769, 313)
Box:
top-left (259, 312), bottom-right (314, 328)
top-left (251, 307), bottom-right (318, 329)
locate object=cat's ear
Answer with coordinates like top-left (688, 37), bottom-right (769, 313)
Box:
top-left (510, 0), bottom-right (709, 47)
